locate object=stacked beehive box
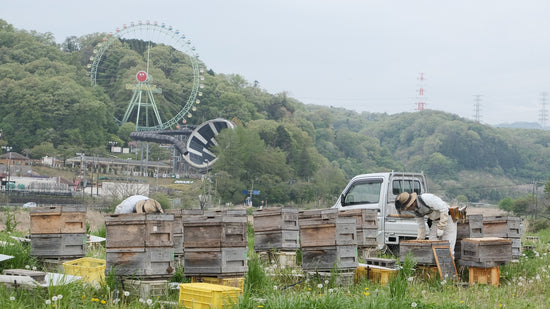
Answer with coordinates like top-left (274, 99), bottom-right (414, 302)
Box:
top-left (183, 209), bottom-right (248, 282)
top-left (482, 216), bottom-right (522, 259)
top-left (30, 206), bottom-right (87, 261)
top-left (299, 209), bottom-right (358, 272)
top-left (165, 209), bottom-right (184, 266)
top-left (399, 240), bottom-right (450, 266)
top-left (338, 208), bottom-right (378, 257)
top-left (104, 213), bottom-right (175, 279)
top-left (253, 207), bottom-right (299, 266)
top-left (455, 214), bottom-right (483, 259)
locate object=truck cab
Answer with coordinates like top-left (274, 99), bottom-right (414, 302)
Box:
top-left (332, 171), bottom-right (429, 252)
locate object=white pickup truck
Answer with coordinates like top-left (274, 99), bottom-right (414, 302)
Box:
top-left (332, 171), bottom-right (429, 253)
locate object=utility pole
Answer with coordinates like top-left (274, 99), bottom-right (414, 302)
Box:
top-left (2, 146), bottom-right (12, 193)
top-left (473, 95), bottom-right (483, 123)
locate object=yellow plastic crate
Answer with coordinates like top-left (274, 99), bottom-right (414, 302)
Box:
top-left (179, 283), bottom-right (241, 309)
top-left (355, 265), bottom-right (398, 285)
top-left (63, 257), bottom-right (106, 286)
top-left (191, 276), bottom-right (245, 291)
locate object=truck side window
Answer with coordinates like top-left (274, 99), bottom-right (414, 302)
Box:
top-left (392, 179), bottom-right (422, 196)
top-left (343, 179), bottom-right (382, 206)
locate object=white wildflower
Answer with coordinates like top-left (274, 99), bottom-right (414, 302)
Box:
top-left (407, 276), bottom-right (414, 282)
top-left (411, 302), bottom-right (418, 308)
top-left (52, 296), bottom-right (58, 302)
top-left (57, 295), bottom-right (63, 300)
top-left (45, 300), bottom-right (51, 305)
top-left (32, 266), bottom-right (37, 271)
top-left (10, 296), bottom-right (15, 301)
top-left (139, 298), bottom-right (145, 303)
top-left (317, 283), bottom-right (323, 289)
top-left (124, 291), bottom-right (130, 297)
top-left (324, 280), bottom-right (329, 285)
top-left (328, 288), bottom-right (334, 293)
top-left (146, 299), bottom-right (153, 305)
top-left (273, 285), bottom-right (278, 290)
top-left (25, 265), bottom-right (30, 270)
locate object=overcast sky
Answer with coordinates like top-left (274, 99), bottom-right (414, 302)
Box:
top-left (4, 0), bottom-right (550, 125)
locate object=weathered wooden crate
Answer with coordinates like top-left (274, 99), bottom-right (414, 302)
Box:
top-left (30, 206), bottom-right (87, 234)
top-left (254, 230), bottom-right (299, 251)
top-left (469, 266), bottom-right (500, 286)
top-left (301, 245), bottom-right (358, 271)
top-left (337, 208), bottom-right (378, 229)
top-left (300, 217), bottom-right (356, 247)
top-left (459, 237), bottom-right (512, 267)
top-left (457, 214), bottom-right (483, 239)
top-left (3, 269), bottom-right (47, 283)
top-left (257, 250), bottom-right (298, 268)
top-left (184, 247), bottom-right (248, 276)
top-left (104, 213), bottom-right (174, 249)
top-left (357, 228), bottom-right (378, 247)
top-left (253, 207), bottom-right (299, 232)
top-left (183, 216), bottom-right (247, 248)
top-left (355, 265), bottom-right (398, 285)
top-left (166, 209), bottom-right (184, 255)
top-left (30, 233), bottom-right (86, 258)
top-left (106, 247), bottom-right (175, 278)
top-left (298, 208), bottom-right (338, 221)
top-left (399, 240), bottom-right (450, 266)
top-left (511, 238), bottom-right (522, 259)
top-left (482, 216), bottom-right (522, 238)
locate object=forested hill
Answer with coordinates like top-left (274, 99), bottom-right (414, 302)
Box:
top-left (1, 19), bottom-right (550, 206)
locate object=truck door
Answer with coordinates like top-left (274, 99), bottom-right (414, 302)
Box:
top-left (383, 176), bottom-right (426, 245)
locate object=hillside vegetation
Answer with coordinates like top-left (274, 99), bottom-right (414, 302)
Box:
top-left (1, 19), bottom-right (550, 210)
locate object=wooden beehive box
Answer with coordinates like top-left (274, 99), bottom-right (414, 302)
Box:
top-left (457, 214), bottom-right (483, 239)
top-left (356, 228), bottom-right (378, 247)
top-left (301, 245), bottom-right (358, 271)
top-left (399, 240), bottom-right (450, 266)
top-left (30, 206), bottom-right (86, 234)
top-left (183, 215), bottom-right (247, 248)
top-left (104, 213), bottom-right (174, 249)
top-left (459, 237), bottom-right (512, 267)
top-left (254, 230), bottom-right (299, 251)
top-left (105, 247), bottom-right (175, 278)
top-left (337, 208), bottom-right (378, 229)
top-left (253, 207), bottom-right (299, 232)
top-left (482, 216), bottom-right (522, 238)
top-left (299, 217), bottom-right (356, 247)
top-left (166, 209), bottom-right (184, 256)
top-left (184, 247), bottom-right (248, 276)
top-left (298, 208), bottom-right (339, 221)
top-left (30, 233), bottom-right (87, 258)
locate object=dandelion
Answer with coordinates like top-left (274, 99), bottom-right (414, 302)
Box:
top-left (45, 300), bottom-right (51, 305)
top-left (363, 292), bottom-right (370, 296)
top-left (25, 265), bottom-right (30, 270)
top-left (460, 300), bottom-right (464, 304)
top-left (57, 295), bottom-right (63, 300)
top-left (10, 296), bottom-right (15, 301)
top-left (324, 280), bottom-right (329, 285)
top-left (328, 288), bottom-right (334, 293)
top-left (365, 287), bottom-right (369, 290)
top-left (518, 282), bottom-right (523, 286)
top-left (101, 300), bottom-right (106, 304)
top-left (32, 266), bottom-right (37, 271)
top-left (317, 283), bottom-right (323, 289)
top-left (440, 280), bottom-right (447, 285)
top-left (291, 269), bottom-right (297, 274)
top-left (280, 265), bottom-right (286, 270)
top-left (407, 276), bottom-right (414, 282)
top-left (52, 296), bottom-right (58, 302)
top-left (273, 285), bottom-right (278, 290)
top-left (411, 302), bottom-right (417, 308)
top-left (124, 291), bottom-right (130, 297)
top-left (258, 306), bottom-right (264, 308)
top-left (147, 299), bottom-right (153, 305)
top-left (139, 298), bottom-right (145, 303)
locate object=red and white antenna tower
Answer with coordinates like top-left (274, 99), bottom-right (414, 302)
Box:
top-left (416, 73), bottom-right (426, 111)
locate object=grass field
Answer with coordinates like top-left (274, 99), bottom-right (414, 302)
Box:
top-left (0, 207), bottom-right (549, 308)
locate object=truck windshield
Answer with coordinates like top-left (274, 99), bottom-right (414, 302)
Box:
top-left (343, 179), bottom-right (382, 206)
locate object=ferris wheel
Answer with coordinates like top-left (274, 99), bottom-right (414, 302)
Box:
top-left (88, 21), bottom-right (204, 131)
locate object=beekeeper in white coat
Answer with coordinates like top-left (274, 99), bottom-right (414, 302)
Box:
top-left (114, 195), bottom-right (164, 214)
top-left (395, 192), bottom-right (458, 255)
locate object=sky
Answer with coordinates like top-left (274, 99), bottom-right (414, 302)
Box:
top-left (4, 0), bottom-right (550, 126)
